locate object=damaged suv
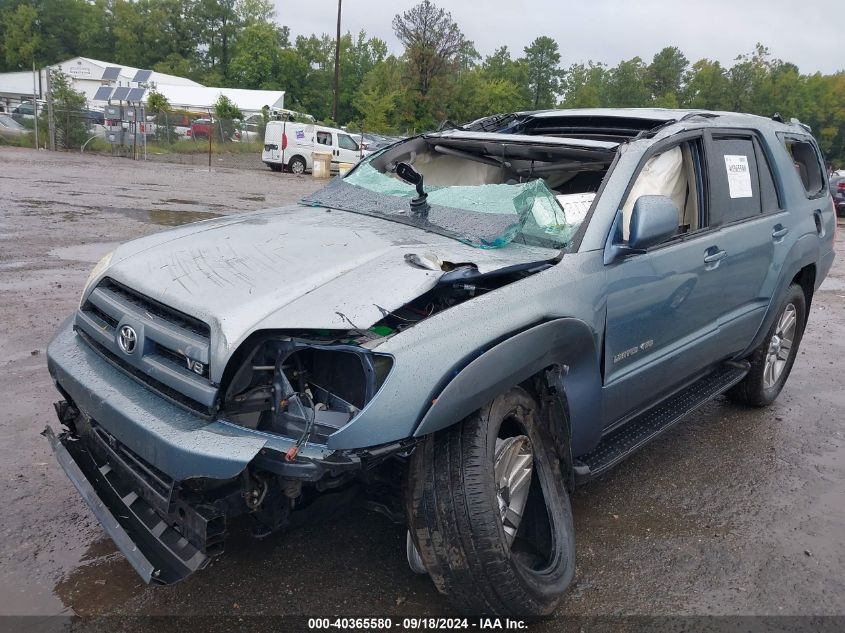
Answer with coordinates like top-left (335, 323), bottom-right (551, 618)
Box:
top-left (46, 108), bottom-right (835, 616)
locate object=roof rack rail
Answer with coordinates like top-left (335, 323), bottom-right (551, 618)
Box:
top-left (789, 117), bottom-right (812, 133)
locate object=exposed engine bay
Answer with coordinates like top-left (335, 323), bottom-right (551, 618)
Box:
top-left (220, 255), bottom-right (554, 448)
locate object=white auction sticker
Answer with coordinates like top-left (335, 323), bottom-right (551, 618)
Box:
top-left (724, 154), bottom-right (753, 198)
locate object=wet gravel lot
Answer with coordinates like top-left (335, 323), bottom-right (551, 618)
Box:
top-left (1, 147), bottom-right (844, 628)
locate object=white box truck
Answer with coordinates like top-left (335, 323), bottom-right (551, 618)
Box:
top-left (262, 122), bottom-right (362, 174)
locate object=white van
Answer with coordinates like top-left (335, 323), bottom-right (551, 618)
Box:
top-left (262, 122), bottom-right (362, 174)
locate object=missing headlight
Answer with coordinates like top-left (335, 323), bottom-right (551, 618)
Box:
top-left (222, 337), bottom-right (392, 445)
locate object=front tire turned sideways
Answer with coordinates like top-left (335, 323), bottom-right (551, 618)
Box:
top-left (406, 387), bottom-right (575, 616)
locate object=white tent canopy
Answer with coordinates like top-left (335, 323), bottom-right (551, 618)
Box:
top-left (146, 85), bottom-right (285, 116)
top-left (59, 57), bottom-right (202, 88)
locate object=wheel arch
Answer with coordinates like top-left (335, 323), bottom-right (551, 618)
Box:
top-left (744, 235), bottom-right (819, 355)
top-left (412, 318), bottom-right (603, 469)
top-left (287, 154), bottom-right (307, 170)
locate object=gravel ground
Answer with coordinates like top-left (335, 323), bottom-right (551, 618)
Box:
top-left (1, 146), bottom-right (844, 630)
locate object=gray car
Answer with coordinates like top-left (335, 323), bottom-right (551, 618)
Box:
top-left (0, 114), bottom-right (26, 141)
top-left (45, 108), bottom-right (835, 616)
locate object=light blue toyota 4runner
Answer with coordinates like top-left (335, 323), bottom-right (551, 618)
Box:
top-left (46, 108), bottom-right (835, 616)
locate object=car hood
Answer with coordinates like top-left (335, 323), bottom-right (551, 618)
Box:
top-left (101, 204), bottom-right (557, 370)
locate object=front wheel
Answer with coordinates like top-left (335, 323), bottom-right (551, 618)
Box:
top-left (728, 283), bottom-right (806, 407)
top-left (406, 387), bottom-right (575, 617)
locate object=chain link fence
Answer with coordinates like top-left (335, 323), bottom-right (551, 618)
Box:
top-left (1, 94), bottom-right (269, 171)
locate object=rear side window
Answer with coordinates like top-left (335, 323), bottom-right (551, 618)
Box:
top-left (782, 137), bottom-right (825, 197)
top-left (316, 131), bottom-right (332, 146)
top-left (708, 137), bottom-right (762, 225)
top-left (753, 138), bottom-right (781, 213)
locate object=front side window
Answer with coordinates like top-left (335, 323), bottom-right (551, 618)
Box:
top-left (338, 134), bottom-right (359, 151)
top-left (621, 140), bottom-right (703, 242)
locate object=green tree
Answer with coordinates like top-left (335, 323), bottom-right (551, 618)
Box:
top-left (682, 59), bottom-right (731, 109)
top-left (604, 56), bottom-right (650, 107)
top-left (648, 46), bottom-right (688, 104)
top-left (146, 88), bottom-right (170, 113)
top-left (2, 3), bottom-right (40, 69)
top-left (213, 93), bottom-right (243, 141)
top-left (47, 70), bottom-right (88, 149)
top-left (522, 36), bottom-right (562, 109)
top-left (392, 0), bottom-right (464, 97)
top-left (229, 21), bottom-right (280, 88)
top-left (561, 61), bottom-right (607, 108)
top-left (481, 46), bottom-right (530, 107)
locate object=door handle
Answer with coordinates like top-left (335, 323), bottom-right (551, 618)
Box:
top-left (772, 225), bottom-right (789, 240)
top-left (703, 249), bottom-right (727, 264)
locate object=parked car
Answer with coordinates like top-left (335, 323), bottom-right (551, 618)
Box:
top-left (233, 121), bottom-right (260, 142)
top-left (0, 113), bottom-right (27, 141)
top-left (45, 108), bottom-right (835, 616)
top-left (262, 121), bottom-right (361, 173)
top-left (186, 118), bottom-right (214, 140)
top-left (829, 174), bottom-right (845, 216)
top-left (11, 101), bottom-right (37, 121)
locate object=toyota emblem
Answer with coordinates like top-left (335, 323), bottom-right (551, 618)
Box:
top-left (118, 325), bottom-right (138, 354)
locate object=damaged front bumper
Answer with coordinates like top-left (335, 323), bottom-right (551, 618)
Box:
top-left (44, 423), bottom-right (210, 584)
top-left (45, 320), bottom-right (410, 584)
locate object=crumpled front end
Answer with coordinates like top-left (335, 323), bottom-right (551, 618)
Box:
top-left (46, 318), bottom-right (405, 584)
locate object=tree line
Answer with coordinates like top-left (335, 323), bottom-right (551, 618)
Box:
top-left (2, 0), bottom-right (845, 163)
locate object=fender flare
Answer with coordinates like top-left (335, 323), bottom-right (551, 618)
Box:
top-left (744, 232), bottom-right (819, 355)
top-left (412, 318), bottom-right (603, 456)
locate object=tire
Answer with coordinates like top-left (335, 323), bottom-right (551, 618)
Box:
top-left (269, 163), bottom-right (282, 172)
top-left (406, 387), bottom-right (575, 617)
top-left (288, 156), bottom-right (306, 175)
top-left (728, 283), bottom-right (806, 407)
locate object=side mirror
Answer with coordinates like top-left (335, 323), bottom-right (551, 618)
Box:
top-left (628, 195), bottom-right (680, 251)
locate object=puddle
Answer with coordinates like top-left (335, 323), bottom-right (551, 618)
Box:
top-left (143, 208), bottom-right (222, 226)
top-left (52, 539), bottom-right (145, 616)
top-left (102, 207), bottom-right (223, 226)
top-left (49, 242), bottom-right (120, 263)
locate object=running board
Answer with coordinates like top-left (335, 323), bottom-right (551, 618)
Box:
top-left (574, 361), bottom-right (750, 484)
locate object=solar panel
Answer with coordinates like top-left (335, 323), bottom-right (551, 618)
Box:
top-left (133, 69), bottom-right (152, 83)
top-left (126, 87), bottom-right (146, 102)
top-left (102, 66), bottom-right (122, 81)
top-left (93, 86), bottom-right (113, 101)
top-left (111, 86), bottom-right (130, 101)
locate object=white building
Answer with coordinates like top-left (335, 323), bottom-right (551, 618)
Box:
top-left (0, 56), bottom-right (284, 117)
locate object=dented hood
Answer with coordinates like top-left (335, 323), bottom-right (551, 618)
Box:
top-left (102, 204), bottom-right (556, 364)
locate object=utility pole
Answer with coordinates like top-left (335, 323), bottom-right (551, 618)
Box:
top-left (332, 0), bottom-right (342, 123)
top-left (45, 67), bottom-right (56, 151)
top-left (32, 60), bottom-right (38, 149)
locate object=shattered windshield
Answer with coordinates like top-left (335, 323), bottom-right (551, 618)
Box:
top-left (303, 133), bottom-right (614, 250)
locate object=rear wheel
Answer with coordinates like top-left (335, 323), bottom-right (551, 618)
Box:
top-left (288, 156), bottom-right (306, 175)
top-left (406, 387), bottom-right (575, 617)
top-left (728, 283), bottom-right (806, 407)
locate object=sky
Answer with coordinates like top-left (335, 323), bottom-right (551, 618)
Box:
top-left (272, 0), bottom-right (843, 75)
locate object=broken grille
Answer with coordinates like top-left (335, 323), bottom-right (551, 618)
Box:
top-left (76, 277), bottom-right (217, 414)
